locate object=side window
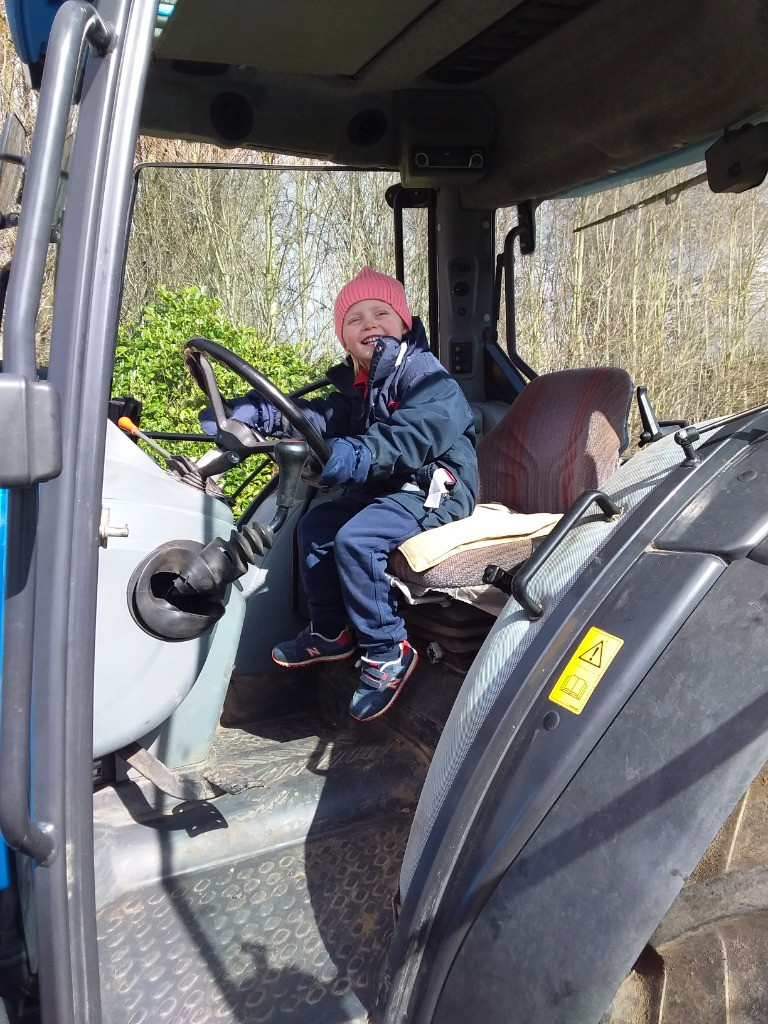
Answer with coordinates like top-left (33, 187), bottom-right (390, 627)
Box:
top-left (496, 165), bottom-right (768, 426)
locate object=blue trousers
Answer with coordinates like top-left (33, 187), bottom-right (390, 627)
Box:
top-left (297, 492), bottom-right (423, 656)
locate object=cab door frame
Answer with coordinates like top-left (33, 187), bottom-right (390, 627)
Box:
top-left (0, 1), bottom-right (156, 1020)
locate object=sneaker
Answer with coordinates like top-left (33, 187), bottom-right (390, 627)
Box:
top-left (349, 641), bottom-right (418, 722)
top-left (272, 625), bottom-right (355, 668)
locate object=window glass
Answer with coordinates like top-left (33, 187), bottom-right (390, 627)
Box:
top-left (496, 166), bottom-right (768, 423)
top-left (123, 165), bottom-right (428, 361)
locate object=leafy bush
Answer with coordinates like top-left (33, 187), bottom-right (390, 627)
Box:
top-left (112, 286), bottom-right (328, 512)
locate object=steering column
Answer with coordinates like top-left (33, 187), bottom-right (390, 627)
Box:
top-left (128, 435), bottom-right (309, 641)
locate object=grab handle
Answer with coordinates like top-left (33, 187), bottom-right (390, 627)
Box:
top-left (0, 1), bottom-right (112, 866)
top-left (3, 0), bottom-right (112, 379)
top-left (484, 489), bottom-right (623, 620)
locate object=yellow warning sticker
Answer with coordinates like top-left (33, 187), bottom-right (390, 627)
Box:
top-left (548, 627), bottom-right (624, 715)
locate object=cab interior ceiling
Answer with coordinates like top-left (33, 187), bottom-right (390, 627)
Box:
top-left (144, 0), bottom-right (768, 209)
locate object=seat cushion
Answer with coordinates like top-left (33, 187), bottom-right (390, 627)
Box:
top-left (389, 367), bottom-right (633, 600)
top-left (389, 535), bottom-right (535, 589)
top-left (396, 505), bottom-right (560, 573)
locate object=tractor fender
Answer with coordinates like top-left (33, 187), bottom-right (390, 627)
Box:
top-left (430, 554), bottom-right (768, 1023)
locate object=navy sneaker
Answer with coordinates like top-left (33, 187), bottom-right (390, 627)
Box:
top-left (272, 625), bottom-right (355, 668)
top-left (349, 641), bottom-right (418, 722)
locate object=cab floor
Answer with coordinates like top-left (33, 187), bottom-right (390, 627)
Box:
top-left (97, 818), bottom-right (408, 1024)
top-left (92, 669), bottom-right (448, 1024)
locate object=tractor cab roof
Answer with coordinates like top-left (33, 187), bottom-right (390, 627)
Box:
top-left (8, 0), bottom-right (768, 207)
top-left (145, 0), bottom-right (768, 207)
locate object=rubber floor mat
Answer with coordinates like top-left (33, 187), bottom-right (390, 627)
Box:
top-left (98, 819), bottom-right (407, 1024)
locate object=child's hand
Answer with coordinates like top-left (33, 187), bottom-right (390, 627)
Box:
top-left (198, 391), bottom-right (278, 436)
top-left (318, 437), bottom-right (372, 488)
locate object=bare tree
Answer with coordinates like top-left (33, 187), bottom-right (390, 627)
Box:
top-left (122, 161), bottom-right (426, 360)
top-left (498, 168), bottom-right (768, 427)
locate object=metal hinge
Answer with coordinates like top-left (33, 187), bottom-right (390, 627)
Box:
top-left (99, 506), bottom-right (129, 547)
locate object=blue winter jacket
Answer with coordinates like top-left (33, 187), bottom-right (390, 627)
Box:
top-left (293, 318), bottom-right (478, 528)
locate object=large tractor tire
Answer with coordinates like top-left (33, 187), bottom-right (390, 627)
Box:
top-left (603, 763), bottom-right (768, 1023)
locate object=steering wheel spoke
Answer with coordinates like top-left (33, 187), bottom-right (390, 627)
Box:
top-left (184, 337), bottom-right (331, 466)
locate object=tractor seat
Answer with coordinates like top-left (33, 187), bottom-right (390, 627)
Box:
top-left (388, 367), bottom-right (634, 613)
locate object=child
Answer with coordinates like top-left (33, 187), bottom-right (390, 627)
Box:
top-left (202, 267), bottom-right (478, 721)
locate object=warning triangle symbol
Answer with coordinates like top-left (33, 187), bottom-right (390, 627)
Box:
top-left (580, 641), bottom-right (603, 668)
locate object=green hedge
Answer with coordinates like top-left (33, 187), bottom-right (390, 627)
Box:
top-left (112, 286), bottom-right (327, 513)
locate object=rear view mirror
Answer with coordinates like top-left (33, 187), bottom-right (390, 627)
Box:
top-left (705, 122), bottom-right (768, 194)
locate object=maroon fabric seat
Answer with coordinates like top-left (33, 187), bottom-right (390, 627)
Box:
top-left (388, 367), bottom-right (633, 591)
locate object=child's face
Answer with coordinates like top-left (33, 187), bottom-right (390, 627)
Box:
top-left (341, 299), bottom-right (406, 369)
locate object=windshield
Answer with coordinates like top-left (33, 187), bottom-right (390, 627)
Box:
top-left (123, 164), bottom-right (428, 362)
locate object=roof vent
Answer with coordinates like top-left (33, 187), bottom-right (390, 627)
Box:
top-left (427, 0), bottom-right (602, 84)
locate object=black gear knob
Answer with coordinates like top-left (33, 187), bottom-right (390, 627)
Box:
top-left (273, 438), bottom-right (310, 509)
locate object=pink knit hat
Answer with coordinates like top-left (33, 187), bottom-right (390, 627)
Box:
top-left (334, 266), bottom-right (413, 342)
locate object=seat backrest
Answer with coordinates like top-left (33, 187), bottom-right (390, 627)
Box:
top-left (477, 367), bottom-right (633, 513)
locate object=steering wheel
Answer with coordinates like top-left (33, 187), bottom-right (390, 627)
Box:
top-left (183, 337), bottom-right (331, 466)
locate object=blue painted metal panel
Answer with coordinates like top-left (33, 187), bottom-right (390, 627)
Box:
top-left (6, 0), bottom-right (67, 66)
top-left (7, 0), bottom-right (174, 68)
top-left (0, 489), bottom-right (9, 889)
